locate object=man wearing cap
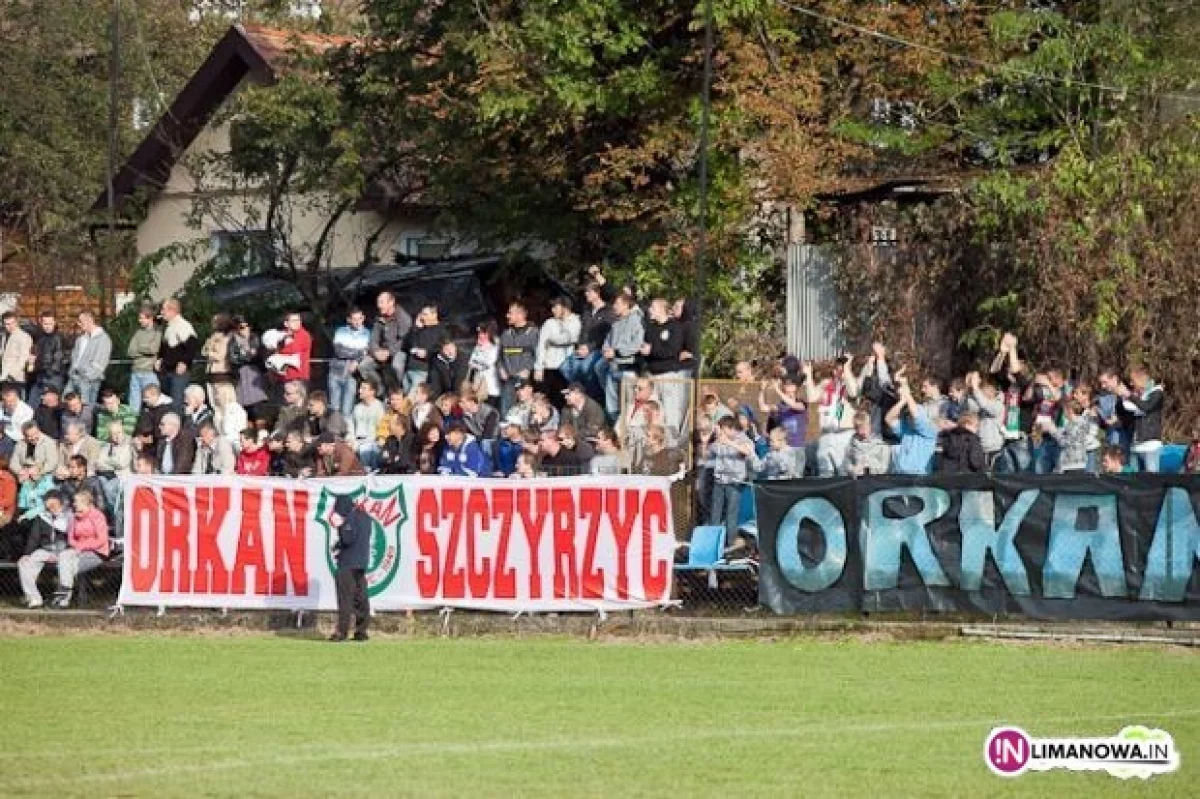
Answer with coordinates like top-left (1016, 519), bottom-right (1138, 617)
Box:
top-left (329, 494), bottom-right (371, 642)
top-left (503, 378), bottom-right (536, 430)
top-left (313, 432), bottom-right (366, 477)
top-left (560, 383), bottom-right (606, 442)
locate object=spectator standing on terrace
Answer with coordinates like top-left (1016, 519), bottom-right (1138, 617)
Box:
top-left (601, 293), bottom-right (644, 420)
top-left (0, 311), bottom-right (33, 397)
top-left (990, 333), bottom-right (1033, 473)
top-left (939, 411), bottom-right (986, 473)
top-left (156, 413), bottom-right (196, 476)
top-left (328, 307), bottom-right (371, 419)
top-left (428, 338), bottom-right (468, 402)
top-left (467, 322), bottom-right (501, 405)
top-left (404, 304), bottom-right (446, 395)
top-left (28, 311), bottom-right (68, 409)
top-left (919, 376), bottom-right (949, 429)
top-left (193, 423), bottom-right (235, 475)
top-left (360, 291), bottom-right (412, 394)
top-left (96, 388), bottom-right (136, 439)
top-left (1096, 367), bottom-right (1133, 460)
top-left (964, 371), bottom-right (1006, 468)
top-left (156, 299), bottom-right (199, 408)
top-left (313, 432), bottom-right (366, 477)
top-left (329, 493), bottom-right (371, 642)
top-left (126, 305), bottom-right (162, 413)
top-left (1040, 399), bottom-right (1092, 474)
top-left (228, 317), bottom-right (269, 416)
top-left (12, 422), bottom-right (58, 485)
top-left (534, 296), bottom-right (580, 403)
top-left (498, 302), bottom-right (539, 416)
top-left (0, 386), bottom-right (33, 459)
top-left (640, 298), bottom-right (689, 435)
top-left (804, 357), bottom-right (858, 476)
top-left (64, 312), bottom-right (111, 406)
top-left (201, 313), bottom-right (235, 406)
top-left (708, 416), bottom-right (757, 551)
top-left (844, 410), bottom-right (890, 476)
top-left (16, 490), bottom-right (72, 608)
top-left (759, 427), bottom-right (804, 480)
top-left (886, 380), bottom-right (938, 476)
top-left (560, 283), bottom-right (613, 402)
top-left (351, 380), bottom-right (385, 470)
top-left (760, 377), bottom-right (807, 449)
top-left (1121, 365), bottom-right (1164, 473)
top-left (236, 429), bottom-right (270, 476)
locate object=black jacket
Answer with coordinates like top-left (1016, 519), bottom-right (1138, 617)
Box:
top-left (579, 304), bottom-right (615, 352)
top-left (939, 427), bottom-right (986, 473)
top-left (32, 331), bottom-right (68, 382)
top-left (643, 318), bottom-right (684, 375)
top-left (378, 433), bottom-right (416, 474)
top-left (406, 324), bottom-right (446, 370)
top-left (1124, 385), bottom-right (1164, 445)
top-left (428, 352), bottom-right (469, 400)
top-left (156, 433), bottom-right (197, 475)
top-left (158, 330), bottom-right (200, 373)
top-left (34, 405), bottom-right (62, 441)
top-left (333, 502), bottom-right (372, 570)
top-left (24, 513), bottom-right (70, 556)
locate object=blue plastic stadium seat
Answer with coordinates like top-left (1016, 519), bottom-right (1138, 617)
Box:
top-left (680, 525), bottom-right (726, 568)
top-left (1159, 444), bottom-right (1188, 475)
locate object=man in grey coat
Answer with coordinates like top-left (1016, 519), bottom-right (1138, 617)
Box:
top-left (359, 291), bottom-right (412, 394)
top-left (329, 494), bottom-right (371, 642)
top-left (601, 292), bottom-right (644, 420)
top-left (65, 312), bottom-right (112, 406)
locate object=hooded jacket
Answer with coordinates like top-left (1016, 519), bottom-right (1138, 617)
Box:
top-left (604, 307), bottom-right (645, 368)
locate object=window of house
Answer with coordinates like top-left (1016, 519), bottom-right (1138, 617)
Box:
top-left (289, 0), bottom-right (323, 19)
top-left (211, 230), bottom-right (275, 275)
top-left (188, 1), bottom-right (244, 23)
top-left (396, 235), bottom-right (452, 260)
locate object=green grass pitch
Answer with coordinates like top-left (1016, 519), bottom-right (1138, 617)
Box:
top-left (0, 634), bottom-right (1196, 797)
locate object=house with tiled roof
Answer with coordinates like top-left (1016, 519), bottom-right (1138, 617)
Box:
top-left (96, 24), bottom-right (458, 300)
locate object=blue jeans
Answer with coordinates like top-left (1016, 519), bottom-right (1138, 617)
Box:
top-left (995, 438), bottom-right (1032, 474)
top-left (1133, 448), bottom-right (1161, 474)
top-left (128, 371), bottom-right (159, 413)
top-left (710, 483), bottom-right (742, 547)
top-left (1033, 439), bottom-right (1060, 475)
top-left (356, 442), bottom-right (380, 471)
top-left (327, 371), bottom-right (358, 419)
top-left (404, 368), bottom-right (428, 397)
top-left (162, 372), bottom-right (189, 408)
top-left (65, 377), bottom-right (101, 406)
top-left (560, 351), bottom-right (605, 400)
top-left (604, 364), bottom-right (636, 420)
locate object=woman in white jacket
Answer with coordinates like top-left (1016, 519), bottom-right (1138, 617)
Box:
top-left (212, 383), bottom-right (248, 453)
top-left (467, 322), bottom-right (501, 403)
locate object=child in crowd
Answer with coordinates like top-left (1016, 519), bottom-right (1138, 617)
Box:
top-left (236, 428), bottom-right (270, 476)
top-left (758, 427), bottom-right (804, 480)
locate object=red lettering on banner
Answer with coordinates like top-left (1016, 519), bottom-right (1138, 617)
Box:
top-left (517, 488), bottom-right (550, 598)
top-left (465, 489), bottom-right (492, 598)
top-left (415, 489), bottom-right (440, 597)
top-left (363, 495), bottom-right (403, 529)
top-left (271, 489), bottom-right (309, 596)
top-left (578, 488), bottom-right (605, 599)
top-left (232, 489), bottom-right (269, 595)
top-left (550, 489), bottom-right (579, 598)
top-left (192, 487), bottom-right (230, 594)
top-left (606, 489), bottom-right (640, 600)
top-left (440, 488), bottom-right (467, 599)
top-left (130, 486), bottom-right (160, 592)
top-left (491, 488), bottom-right (517, 599)
top-left (160, 487), bottom-right (192, 593)
top-left (642, 489), bottom-right (671, 600)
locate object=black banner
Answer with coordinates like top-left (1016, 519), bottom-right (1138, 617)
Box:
top-left (756, 475), bottom-right (1200, 621)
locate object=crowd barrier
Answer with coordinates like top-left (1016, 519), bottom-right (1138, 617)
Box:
top-left (756, 474), bottom-right (1200, 621)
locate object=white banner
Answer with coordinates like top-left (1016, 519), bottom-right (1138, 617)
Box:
top-left (118, 475), bottom-right (676, 612)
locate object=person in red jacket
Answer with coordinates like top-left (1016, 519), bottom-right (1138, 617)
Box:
top-left (53, 489), bottom-right (110, 607)
top-left (272, 312), bottom-right (312, 384)
top-left (236, 429), bottom-right (270, 476)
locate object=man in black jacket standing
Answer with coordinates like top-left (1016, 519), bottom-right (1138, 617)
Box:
top-left (640, 298), bottom-right (688, 438)
top-left (29, 311), bottom-right (68, 410)
top-left (329, 494), bottom-right (371, 642)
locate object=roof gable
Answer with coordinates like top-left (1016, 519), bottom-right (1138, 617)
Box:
top-left (92, 24), bottom-right (351, 214)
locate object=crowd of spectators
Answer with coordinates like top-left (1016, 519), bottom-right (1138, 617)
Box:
top-left (0, 277), bottom-right (1196, 600)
